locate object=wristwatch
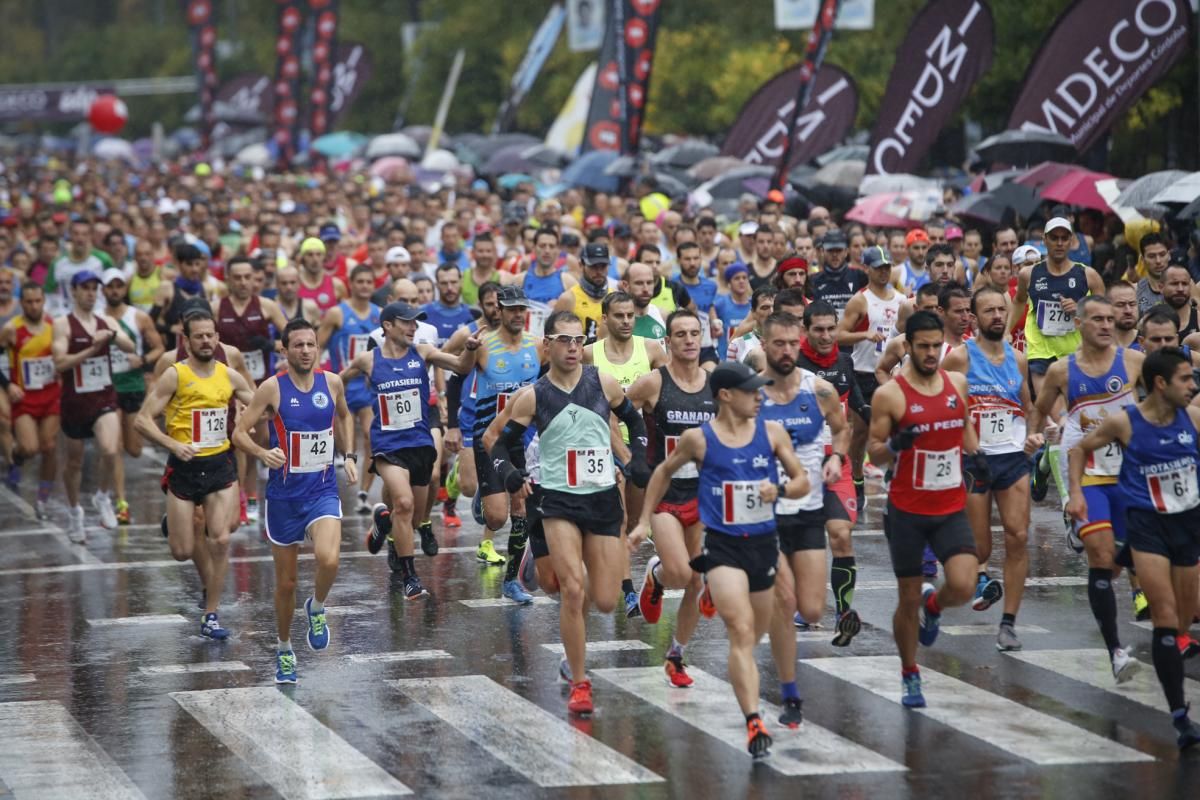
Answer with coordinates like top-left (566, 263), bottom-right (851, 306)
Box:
top-left (776, 481), bottom-right (788, 498)
top-left (343, 452), bottom-right (359, 462)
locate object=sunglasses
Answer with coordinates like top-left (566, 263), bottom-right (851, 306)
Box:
top-left (546, 334), bottom-right (586, 346)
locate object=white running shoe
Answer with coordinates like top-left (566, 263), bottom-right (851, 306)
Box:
top-left (1112, 647), bottom-right (1140, 684)
top-left (93, 490), bottom-right (117, 530)
top-left (34, 498), bottom-right (50, 521)
top-left (67, 505), bottom-right (87, 543)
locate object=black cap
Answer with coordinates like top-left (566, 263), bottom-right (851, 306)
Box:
top-left (582, 242), bottom-right (610, 266)
top-left (710, 361), bottom-right (773, 393)
top-left (380, 301), bottom-right (426, 324)
top-left (821, 228), bottom-right (848, 249)
top-left (611, 222), bottom-right (632, 238)
top-left (862, 245), bottom-right (892, 269)
top-left (496, 285), bottom-right (530, 308)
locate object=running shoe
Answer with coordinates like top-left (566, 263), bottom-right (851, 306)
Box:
top-left (200, 612), bottom-right (230, 640)
top-left (67, 505), bottom-right (86, 544)
top-left (471, 490), bottom-right (485, 526)
top-left (831, 608), bottom-right (862, 647)
top-left (864, 462), bottom-right (884, 479)
top-left (355, 491), bottom-right (370, 515)
top-left (246, 497), bottom-right (259, 522)
top-left (1132, 589), bottom-right (1151, 622)
top-left (697, 579), bottom-right (717, 619)
top-left (275, 650), bottom-right (297, 684)
top-left (443, 500), bottom-right (461, 528)
top-left (419, 520), bottom-right (439, 556)
top-left (1174, 706), bottom-right (1200, 750)
top-left (476, 539), bottom-right (505, 566)
top-left (93, 489), bottom-right (118, 530)
top-left (664, 655), bottom-right (694, 688)
top-left (238, 492), bottom-right (249, 526)
top-left (386, 536), bottom-right (403, 573)
top-left (901, 672), bottom-right (926, 708)
top-left (971, 574), bottom-right (1004, 611)
top-left (5, 463), bottom-right (20, 491)
top-left (996, 623), bottom-right (1022, 652)
top-left (1030, 446), bottom-right (1052, 502)
top-left (918, 583), bottom-right (940, 646)
top-left (1065, 515), bottom-right (1085, 554)
top-left (921, 545), bottom-right (938, 579)
top-left (34, 498), bottom-right (49, 521)
top-left (853, 478), bottom-right (865, 509)
top-left (1178, 634), bottom-right (1200, 660)
top-left (403, 574), bottom-right (429, 600)
top-left (568, 680), bottom-right (594, 715)
top-left (1111, 647), bottom-right (1140, 683)
top-left (558, 657), bottom-right (573, 683)
top-left (624, 590), bottom-right (640, 619)
top-left (518, 545), bottom-right (539, 592)
top-left (304, 597), bottom-right (330, 651)
top-left (502, 578), bottom-right (533, 605)
top-left (114, 499), bottom-right (131, 525)
top-left (778, 698), bottom-right (803, 729)
top-left (638, 555), bottom-right (665, 623)
top-left (366, 503), bottom-right (391, 554)
top-left (436, 485), bottom-right (449, 503)
top-left (746, 717), bottom-right (772, 759)
top-left (793, 611), bottom-right (812, 631)
top-left (446, 458), bottom-right (461, 500)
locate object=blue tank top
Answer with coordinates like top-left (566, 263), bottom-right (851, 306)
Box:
top-left (698, 417), bottom-right (778, 537)
top-left (523, 268), bottom-right (566, 305)
top-left (368, 346), bottom-right (433, 453)
top-left (1118, 405), bottom-right (1200, 513)
top-left (965, 339), bottom-right (1026, 455)
top-left (473, 331), bottom-right (541, 437)
top-left (759, 372), bottom-right (825, 514)
top-left (267, 371), bottom-right (338, 500)
top-left (1068, 234), bottom-right (1091, 266)
top-left (329, 301), bottom-right (381, 370)
top-left (456, 320), bottom-right (484, 428)
top-left (422, 301), bottom-right (474, 346)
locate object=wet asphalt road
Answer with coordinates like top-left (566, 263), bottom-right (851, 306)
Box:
top-left (2, 446), bottom-right (1200, 800)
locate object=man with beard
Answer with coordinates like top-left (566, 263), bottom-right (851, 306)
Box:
top-left (424, 264), bottom-right (476, 347)
top-left (461, 233), bottom-right (502, 307)
top-left (152, 242), bottom-right (209, 350)
top-left (622, 261), bottom-right (668, 341)
top-left (1161, 264), bottom-right (1200, 340)
top-left (942, 286), bottom-right (1038, 652)
top-left (136, 310), bottom-right (255, 639)
top-left (675, 242), bottom-right (720, 365)
top-left (517, 228), bottom-right (577, 338)
top-left (1136, 233), bottom-right (1171, 314)
top-left (1109, 281), bottom-right (1140, 348)
top-left (809, 229), bottom-right (865, 318)
top-left (893, 244), bottom-right (959, 334)
top-left (893, 229), bottom-right (931, 294)
top-left (233, 318), bottom-right (357, 683)
top-left (274, 266), bottom-right (321, 326)
top-left (868, 311), bottom-right (986, 708)
top-left (556, 242), bottom-right (614, 343)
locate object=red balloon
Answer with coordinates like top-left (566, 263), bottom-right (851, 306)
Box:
top-left (88, 94), bottom-right (128, 135)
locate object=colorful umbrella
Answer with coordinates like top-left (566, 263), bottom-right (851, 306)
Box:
top-left (1039, 168), bottom-right (1114, 212)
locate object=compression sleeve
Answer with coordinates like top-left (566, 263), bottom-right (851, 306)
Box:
top-left (445, 372), bottom-right (463, 430)
top-left (489, 420), bottom-right (529, 493)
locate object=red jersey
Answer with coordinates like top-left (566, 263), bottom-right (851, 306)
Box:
top-left (10, 316), bottom-right (61, 418)
top-left (62, 314), bottom-right (117, 417)
top-left (889, 370), bottom-right (967, 515)
top-left (298, 272), bottom-right (339, 312)
top-left (215, 296), bottom-right (271, 383)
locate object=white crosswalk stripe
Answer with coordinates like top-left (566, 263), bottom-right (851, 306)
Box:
top-left (540, 639), bottom-right (651, 654)
top-left (1005, 648), bottom-right (1200, 712)
top-left (391, 675), bottom-right (664, 787)
top-left (802, 656), bottom-right (1154, 764)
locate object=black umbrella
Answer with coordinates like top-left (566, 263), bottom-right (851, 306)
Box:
top-left (603, 155), bottom-right (644, 178)
top-left (975, 130), bottom-right (1077, 167)
top-left (1174, 195), bottom-right (1200, 220)
top-left (951, 182), bottom-right (1041, 226)
top-left (649, 140), bottom-right (718, 169)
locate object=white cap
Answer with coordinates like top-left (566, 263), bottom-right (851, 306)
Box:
top-left (385, 246), bottom-right (411, 264)
top-left (100, 267), bottom-right (126, 286)
top-left (156, 197), bottom-right (175, 215)
top-left (279, 198), bottom-right (296, 214)
top-left (1012, 245), bottom-right (1043, 266)
top-left (738, 221), bottom-right (759, 236)
top-left (1044, 216), bottom-right (1072, 235)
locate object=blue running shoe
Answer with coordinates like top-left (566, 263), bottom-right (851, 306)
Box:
top-left (1030, 446), bottom-right (1052, 502)
top-left (918, 583), bottom-right (940, 646)
top-left (518, 545), bottom-right (538, 592)
top-left (901, 672), bottom-right (926, 708)
top-left (275, 650), bottom-right (298, 684)
top-left (558, 657), bottom-right (573, 683)
top-left (305, 597), bottom-right (330, 650)
top-left (503, 578), bottom-right (534, 605)
top-left (1174, 706), bottom-right (1200, 750)
top-left (624, 589), bottom-right (640, 619)
top-left (471, 490), bottom-right (485, 526)
top-left (200, 612), bottom-right (230, 641)
top-left (971, 574), bottom-right (1003, 612)
top-left (366, 503), bottom-right (391, 554)
top-left (793, 611), bottom-right (811, 630)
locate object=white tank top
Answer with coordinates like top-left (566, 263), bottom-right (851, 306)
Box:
top-left (851, 287), bottom-right (902, 374)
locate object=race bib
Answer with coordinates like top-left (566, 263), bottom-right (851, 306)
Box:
top-left (721, 480), bottom-right (774, 525)
top-left (525, 302), bottom-right (552, 336)
top-left (109, 347), bottom-right (132, 374)
top-left (21, 357), bottom-right (55, 390)
top-left (74, 356), bottom-right (111, 393)
top-left (347, 334), bottom-right (370, 361)
top-left (378, 389), bottom-right (422, 430)
top-left (1036, 299), bottom-right (1074, 336)
top-left (1086, 441), bottom-right (1122, 476)
top-left (497, 391), bottom-right (512, 412)
top-left (191, 408), bottom-right (227, 448)
top-left (664, 435), bottom-right (698, 479)
top-left (913, 447), bottom-right (962, 490)
top-left (1147, 464), bottom-right (1200, 514)
top-left (874, 324), bottom-right (890, 353)
top-left (566, 446), bottom-right (613, 488)
top-left (289, 429), bottom-right (334, 473)
top-left (241, 349), bottom-right (266, 381)
top-left (975, 408), bottom-right (1013, 448)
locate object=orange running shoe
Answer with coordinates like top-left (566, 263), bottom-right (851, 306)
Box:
top-left (664, 656), bottom-right (694, 688)
top-left (697, 579), bottom-right (717, 619)
top-left (567, 680), bottom-right (594, 715)
top-left (746, 716), bottom-right (772, 759)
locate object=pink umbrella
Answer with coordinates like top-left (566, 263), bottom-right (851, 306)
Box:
top-left (369, 156), bottom-right (411, 181)
top-left (1013, 161), bottom-right (1079, 190)
top-left (1039, 168), bottom-right (1115, 212)
top-left (845, 191), bottom-right (938, 229)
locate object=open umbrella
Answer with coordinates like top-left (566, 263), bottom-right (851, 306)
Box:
top-left (1013, 161), bottom-right (1080, 190)
top-left (93, 138), bottom-right (135, 162)
top-left (369, 156), bottom-right (411, 181)
top-left (649, 171), bottom-right (690, 198)
top-left (400, 125), bottom-right (455, 150)
top-left (483, 144), bottom-right (541, 176)
top-left (366, 132), bottom-right (421, 160)
top-left (1151, 171), bottom-right (1200, 205)
top-left (559, 150), bottom-right (619, 193)
top-left (1112, 170), bottom-right (1190, 219)
top-left (815, 144), bottom-right (869, 166)
top-left (312, 131), bottom-right (367, 159)
top-left (421, 148), bottom-right (460, 172)
top-left (498, 173), bottom-right (535, 190)
top-left (650, 140), bottom-right (718, 169)
top-left (951, 182), bottom-right (1041, 226)
top-left (603, 154), bottom-right (644, 178)
top-left (234, 142), bottom-right (272, 167)
top-left (847, 190), bottom-right (943, 228)
top-left (812, 159), bottom-right (866, 190)
top-left (687, 156), bottom-right (749, 181)
top-left (1039, 168), bottom-right (1114, 212)
top-left (1174, 195), bottom-right (1200, 220)
top-left (975, 130), bottom-right (1076, 166)
top-left (859, 173), bottom-right (940, 196)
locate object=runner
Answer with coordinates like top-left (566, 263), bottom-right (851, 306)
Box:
top-left (134, 309), bottom-right (255, 639)
top-left (941, 285), bottom-right (1036, 651)
top-left (1030, 295), bottom-right (1144, 682)
top-left (296, 237), bottom-right (346, 312)
top-left (274, 266), bottom-right (322, 325)
top-left (340, 301), bottom-right (478, 599)
top-left (1109, 281), bottom-right (1140, 349)
top-left (554, 241), bottom-right (613, 343)
top-left (626, 309), bottom-right (715, 688)
top-left (1066, 347), bottom-right (1200, 749)
top-left (867, 310), bottom-right (987, 708)
top-left (232, 318), bottom-right (358, 683)
top-left (726, 286), bottom-right (775, 364)
top-left (515, 228), bottom-right (577, 339)
top-left (52, 271), bottom-right (137, 540)
top-left (634, 360), bottom-right (809, 757)
top-left (151, 242), bottom-right (209, 350)
top-left (487, 311), bottom-right (653, 715)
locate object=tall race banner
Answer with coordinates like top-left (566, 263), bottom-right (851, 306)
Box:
top-left (770, 0), bottom-right (842, 189)
top-left (723, 64), bottom-right (858, 170)
top-left (866, 0), bottom-right (993, 175)
top-left (272, 1), bottom-right (306, 166)
top-left (493, 4), bottom-right (567, 134)
top-left (306, 0), bottom-right (340, 138)
top-left (330, 42), bottom-right (373, 128)
top-left (580, 0), bottom-right (665, 155)
top-left (1008, 0), bottom-right (1190, 153)
top-left (181, 0), bottom-right (219, 148)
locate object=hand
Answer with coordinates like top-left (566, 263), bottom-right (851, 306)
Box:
top-left (171, 441), bottom-right (199, 462)
top-left (965, 451), bottom-right (992, 487)
top-left (6, 383), bottom-right (23, 404)
top-left (758, 479), bottom-right (779, 504)
top-left (627, 458), bottom-right (652, 489)
top-left (92, 329), bottom-right (115, 353)
top-left (343, 457), bottom-right (358, 484)
top-left (823, 456), bottom-right (841, 485)
top-left (127, 354), bottom-right (144, 370)
top-left (711, 319), bottom-right (724, 338)
top-left (260, 447), bottom-right (286, 470)
top-left (869, 330), bottom-right (887, 344)
top-left (464, 332), bottom-right (482, 351)
top-left (444, 427), bottom-right (462, 454)
top-left (627, 520), bottom-right (651, 550)
top-left (1059, 295), bottom-right (1078, 316)
top-left (501, 464), bottom-right (528, 495)
top-left (888, 425), bottom-right (919, 454)
top-left (1065, 490), bottom-right (1088, 523)
top-left (1023, 432), bottom-right (1045, 456)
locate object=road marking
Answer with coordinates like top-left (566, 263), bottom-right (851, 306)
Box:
top-left (803, 656), bottom-right (1153, 764)
top-left (391, 675), bottom-right (663, 787)
top-left (172, 687), bottom-right (411, 798)
top-left (458, 596), bottom-right (557, 608)
top-left (0, 701), bottom-right (146, 799)
top-left (1025, 576), bottom-right (1088, 587)
top-left (88, 614), bottom-right (190, 627)
top-left (540, 640), bottom-right (651, 654)
top-left (940, 624), bottom-right (1050, 636)
top-left (0, 484), bottom-right (102, 564)
top-left (347, 650), bottom-right (454, 664)
top-left (594, 666), bottom-right (905, 775)
top-left (1005, 648), bottom-right (1200, 712)
top-left (139, 662), bottom-right (252, 675)
top-left (795, 630), bottom-right (830, 641)
top-left (0, 674), bottom-right (36, 686)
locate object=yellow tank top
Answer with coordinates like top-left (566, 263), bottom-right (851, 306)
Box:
top-left (571, 284), bottom-right (606, 342)
top-left (592, 336), bottom-right (648, 444)
top-left (128, 267), bottom-right (162, 312)
top-left (650, 278), bottom-right (677, 316)
top-left (10, 316), bottom-right (55, 390)
top-left (166, 361), bottom-right (233, 457)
